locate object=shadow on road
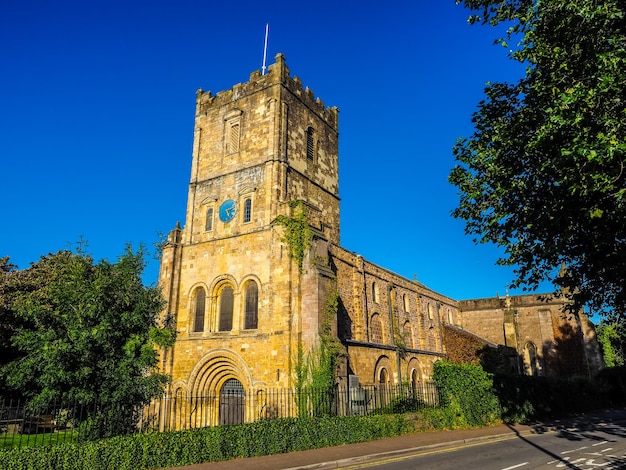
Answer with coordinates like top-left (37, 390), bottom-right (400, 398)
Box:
top-left (508, 410), bottom-right (626, 469)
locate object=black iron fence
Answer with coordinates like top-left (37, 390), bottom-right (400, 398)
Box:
top-left (0, 382), bottom-right (439, 449)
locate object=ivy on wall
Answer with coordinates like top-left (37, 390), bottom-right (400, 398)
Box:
top-left (274, 200), bottom-right (312, 272)
top-left (294, 288), bottom-right (345, 417)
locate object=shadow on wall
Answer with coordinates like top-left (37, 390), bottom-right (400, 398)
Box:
top-left (444, 318), bottom-right (591, 379)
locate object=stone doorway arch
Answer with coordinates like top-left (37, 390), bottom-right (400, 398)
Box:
top-left (187, 349), bottom-right (252, 426)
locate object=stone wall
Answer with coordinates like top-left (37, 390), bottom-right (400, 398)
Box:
top-left (158, 54), bottom-right (603, 410)
top-left (458, 294), bottom-right (597, 377)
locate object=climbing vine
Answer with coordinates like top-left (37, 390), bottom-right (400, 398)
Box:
top-left (320, 288), bottom-right (343, 358)
top-left (390, 291), bottom-right (408, 360)
top-left (293, 288), bottom-right (345, 417)
top-left (274, 200), bottom-right (312, 272)
top-left (394, 331), bottom-right (409, 360)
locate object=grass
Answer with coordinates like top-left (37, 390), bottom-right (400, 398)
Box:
top-left (0, 430), bottom-right (78, 450)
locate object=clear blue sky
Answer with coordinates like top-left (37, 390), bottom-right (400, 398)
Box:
top-left (0, 0), bottom-right (552, 300)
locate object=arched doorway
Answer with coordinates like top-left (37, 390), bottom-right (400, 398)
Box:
top-left (219, 378), bottom-right (245, 425)
top-left (187, 349), bottom-right (252, 426)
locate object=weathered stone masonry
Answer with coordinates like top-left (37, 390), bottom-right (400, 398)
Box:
top-left (158, 54), bottom-right (603, 417)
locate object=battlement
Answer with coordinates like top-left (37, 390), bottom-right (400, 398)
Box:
top-left (458, 292), bottom-right (562, 312)
top-left (195, 53), bottom-right (338, 130)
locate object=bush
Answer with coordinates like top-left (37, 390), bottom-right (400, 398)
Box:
top-left (0, 414), bottom-right (414, 470)
top-left (432, 361), bottom-right (501, 427)
top-left (371, 396), bottom-right (425, 415)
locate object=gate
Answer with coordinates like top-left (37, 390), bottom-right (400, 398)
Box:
top-left (219, 378), bottom-right (245, 425)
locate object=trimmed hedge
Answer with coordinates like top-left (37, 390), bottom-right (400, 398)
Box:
top-left (0, 414), bottom-right (413, 470)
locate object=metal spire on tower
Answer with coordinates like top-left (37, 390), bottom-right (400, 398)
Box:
top-left (261, 24), bottom-right (269, 75)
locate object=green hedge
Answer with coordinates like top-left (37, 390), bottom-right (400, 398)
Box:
top-left (0, 414), bottom-right (413, 470)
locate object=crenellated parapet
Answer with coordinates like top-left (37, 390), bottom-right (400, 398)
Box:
top-left (194, 53), bottom-right (338, 130)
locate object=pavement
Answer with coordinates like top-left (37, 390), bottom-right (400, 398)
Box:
top-left (171, 409), bottom-right (626, 470)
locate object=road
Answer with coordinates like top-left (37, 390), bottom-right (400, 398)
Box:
top-left (343, 420), bottom-right (626, 469)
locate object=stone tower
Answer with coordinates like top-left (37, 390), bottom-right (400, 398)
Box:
top-left (159, 54), bottom-right (340, 402)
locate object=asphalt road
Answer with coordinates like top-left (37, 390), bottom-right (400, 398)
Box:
top-left (343, 419), bottom-right (626, 469)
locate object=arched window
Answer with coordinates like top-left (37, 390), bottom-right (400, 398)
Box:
top-left (370, 314), bottom-right (383, 344)
top-left (219, 286), bottom-right (234, 331)
top-left (378, 367), bottom-right (390, 406)
top-left (427, 302), bottom-right (434, 320)
top-left (224, 109), bottom-right (242, 155)
top-left (243, 198), bottom-right (252, 223)
top-left (205, 208), bottom-right (214, 232)
top-left (192, 287), bottom-right (206, 333)
top-left (524, 342), bottom-right (539, 376)
top-left (372, 282), bottom-right (379, 303)
top-left (403, 321), bottom-right (413, 349)
top-left (403, 294), bottom-right (410, 312)
top-left (228, 121), bottom-right (240, 153)
top-left (244, 281), bottom-right (258, 329)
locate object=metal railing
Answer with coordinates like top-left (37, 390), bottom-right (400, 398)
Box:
top-left (0, 382), bottom-right (439, 448)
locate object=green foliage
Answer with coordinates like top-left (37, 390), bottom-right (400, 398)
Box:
top-left (0, 415), bottom-right (413, 470)
top-left (0, 257), bottom-right (28, 398)
top-left (450, 0), bottom-right (626, 316)
top-left (415, 405), bottom-right (470, 430)
top-left (293, 341), bottom-right (309, 417)
top-left (1, 245), bottom-right (175, 439)
top-left (294, 342), bottom-right (337, 418)
top-left (596, 321), bottom-right (626, 367)
top-left (0, 430), bottom-right (78, 451)
top-left (274, 200), bottom-right (313, 272)
top-left (372, 396), bottom-right (425, 415)
top-left (294, 289), bottom-right (344, 417)
top-left (595, 365), bottom-right (626, 406)
top-left (432, 361), bottom-right (501, 427)
top-left (316, 289), bottom-right (344, 386)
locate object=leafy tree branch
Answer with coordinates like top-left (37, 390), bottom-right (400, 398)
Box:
top-left (1, 245), bottom-right (175, 439)
top-left (450, 0), bottom-right (626, 316)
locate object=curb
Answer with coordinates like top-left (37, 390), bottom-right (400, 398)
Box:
top-left (284, 429), bottom-right (543, 470)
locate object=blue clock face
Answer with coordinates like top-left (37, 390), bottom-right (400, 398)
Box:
top-left (219, 199), bottom-right (237, 223)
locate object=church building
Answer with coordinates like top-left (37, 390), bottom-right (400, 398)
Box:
top-left (158, 54), bottom-right (602, 423)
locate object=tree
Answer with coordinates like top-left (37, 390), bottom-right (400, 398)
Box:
top-left (449, 0), bottom-right (626, 316)
top-left (0, 257), bottom-right (25, 397)
top-left (1, 246), bottom-right (175, 438)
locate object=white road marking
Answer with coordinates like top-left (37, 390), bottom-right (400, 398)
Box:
top-left (501, 463), bottom-right (528, 470)
top-left (592, 441), bottom-right (610, 447)
top-left (562, 446), bottom-right (588, 454)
